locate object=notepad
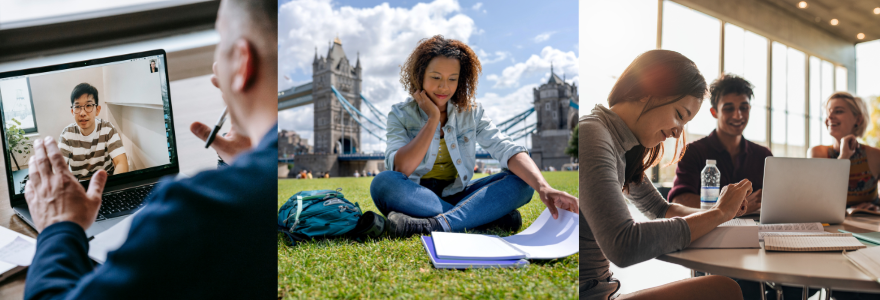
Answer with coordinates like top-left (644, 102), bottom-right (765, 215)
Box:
top-left (430, 208), bottom-right (578, 261)
top-left (688, 219), bottom-right (759, 249)
top-left (764, 234), bottom-right (866, 251)
top-left (0, 226), bottom-right (36, 282)
top-left (420, 236), bottom-right (529, 269)
top-left (844, 247), bottom-right (880, 282)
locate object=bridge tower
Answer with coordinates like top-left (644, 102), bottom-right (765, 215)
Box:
top-left (530, 64), bottom-right (579, 171)
top-left (313, 36), bottom-right (362, 155)
top-left (294, 37), bottom-right (380, 177)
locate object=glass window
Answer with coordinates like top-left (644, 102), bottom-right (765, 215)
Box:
top-left (581, 0), bottom-right (657, 116)
top-left (1, 0), bottom-right (178, 25)
top-left (723, 23), bottom-right (768, 146)
top-left (0, 77), bottom-right (38, 133)
top-left (835, 65), bottom-right (848, 93)
top-left (662, 0), bottom-right (720, 138)
top-left (822, 61), bottom-right (835, 145)
top-left (786, 47), bottom-right (806, 157)
top-left (809, 56), bottom-right (822, 150)
top-left (771, 42), bottom-right (788, 156)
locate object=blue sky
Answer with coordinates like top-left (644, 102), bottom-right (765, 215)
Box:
top-left (278, 0), bottom-right (579, 153)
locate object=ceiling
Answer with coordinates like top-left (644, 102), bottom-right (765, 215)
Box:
top-left (762, 0), bottom-right (880, 43)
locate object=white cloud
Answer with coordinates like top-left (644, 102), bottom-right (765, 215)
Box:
top-left (278, 0), bottom-right (478, 153)
top-left (475, 48), bottom-right (513, 64)
top-left (533, 31), bottom-right (556, 43)
top-left (472, 2), bottom-right (482, 10)
top-left (486, 46), bottom-right (578, 89)
top-left (477, 84), bottom-right (540, 148)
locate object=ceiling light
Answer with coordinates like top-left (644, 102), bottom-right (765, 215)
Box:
top-left (874, 7), bottom-right (880, 14)
top-left (798, 1), bottom-right (808, 9)
top-left (858, 33), bottom-right (865, 40)
top-left (830, 19), bottom-right (839, 25)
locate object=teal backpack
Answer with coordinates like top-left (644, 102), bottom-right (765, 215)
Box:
top-left (278, 188), bottom-right (386, 245)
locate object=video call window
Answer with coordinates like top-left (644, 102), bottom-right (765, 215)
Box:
top-left (0, 55), bottom-right (175, 195)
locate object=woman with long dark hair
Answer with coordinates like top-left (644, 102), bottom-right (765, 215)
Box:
top-left (370, 35), bottom-right (578, 238)
top-left (579, 50), bottom-right (749, 300)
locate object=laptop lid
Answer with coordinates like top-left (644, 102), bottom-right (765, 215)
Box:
top-left (0, 49), bottom-right (180, 208)
top-left (760, 157), bottom-right (849, 224)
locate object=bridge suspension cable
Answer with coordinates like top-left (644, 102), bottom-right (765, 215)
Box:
top-left (330, 86), bottom-right (387, 142)
top-left (360, 95), bottom-right (387, 123)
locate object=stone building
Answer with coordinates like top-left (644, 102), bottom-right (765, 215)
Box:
top-left (278, 129), bottom-right (311, 159)
top-left (530, 65), bottom-right (578, 171)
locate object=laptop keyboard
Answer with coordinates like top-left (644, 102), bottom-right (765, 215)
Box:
top-left (95, 184), bottom-right (155, 221)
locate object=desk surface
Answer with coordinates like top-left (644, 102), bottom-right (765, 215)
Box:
top-left (0, 74), bottom-right (224, 296)
top-left (658, 215), bottom-right (880, 293)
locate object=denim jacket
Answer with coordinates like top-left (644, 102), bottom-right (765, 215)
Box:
top-left (385, 98), bottom-right (528, 197)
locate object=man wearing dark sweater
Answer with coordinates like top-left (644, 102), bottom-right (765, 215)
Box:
top-left (22, 0), bottom-right (278, 299)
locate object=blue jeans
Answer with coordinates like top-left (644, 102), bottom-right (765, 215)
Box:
top-left (370, 170), bottom-right (534, 231)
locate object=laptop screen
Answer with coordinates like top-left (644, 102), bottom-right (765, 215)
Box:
top-left (0, 50), bottom-right (178, 200)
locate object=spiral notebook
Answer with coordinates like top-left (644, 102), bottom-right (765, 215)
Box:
top-left (764, 234), bottom-right (867, 251)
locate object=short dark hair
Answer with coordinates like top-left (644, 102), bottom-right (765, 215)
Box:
top-left (709, 74), bottom-right (753, 109)
top-left (70, 83), bottom-right (99, 106)
top-left (228, 0), bottom-right (277, 39)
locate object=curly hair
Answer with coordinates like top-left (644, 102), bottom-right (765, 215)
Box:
top-left (399, 35), bottom-right (481, 112)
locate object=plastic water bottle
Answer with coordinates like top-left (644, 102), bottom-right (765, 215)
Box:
top-left (700, 160), bottom-right (721, 210)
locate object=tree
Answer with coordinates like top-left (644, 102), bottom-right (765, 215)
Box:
top-left (564, 125), bottom-right (578, 161)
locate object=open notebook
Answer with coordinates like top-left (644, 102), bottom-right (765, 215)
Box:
top-left (0, 226), bottom-right (36, 282)
top-left (764, 234), bottom-right (866, 251)
top-left (429, 208), bottom-right (577, 261)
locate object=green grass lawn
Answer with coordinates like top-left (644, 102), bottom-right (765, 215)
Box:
top-left (277, 171), bottom-right (578, 299)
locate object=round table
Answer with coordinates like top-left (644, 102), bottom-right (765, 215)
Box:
top-left (657, 221), bottom-right (880, 299)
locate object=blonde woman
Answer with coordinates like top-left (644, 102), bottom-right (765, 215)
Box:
top-left (810, 92), bottom-right (880, 211)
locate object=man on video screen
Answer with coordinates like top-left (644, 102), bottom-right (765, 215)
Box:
top-left (59, 83), bottom-right (128, 180)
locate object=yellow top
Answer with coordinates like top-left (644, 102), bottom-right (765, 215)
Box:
top-left (422, 138), bottom-right (457, 181)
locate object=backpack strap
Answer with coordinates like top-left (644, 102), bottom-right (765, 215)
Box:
top-left (291, 195), bottom-right (304, 231)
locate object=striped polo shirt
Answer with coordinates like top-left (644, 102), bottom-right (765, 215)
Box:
top-left (59, 118), bottom-right (126, 180)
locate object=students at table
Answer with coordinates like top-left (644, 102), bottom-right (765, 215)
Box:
top-left (579, 49), bottom-right (748, 300)
top-left (667, 74), bottom-right (818, 300)
top-left (810, 92), bottom-right (880, 211)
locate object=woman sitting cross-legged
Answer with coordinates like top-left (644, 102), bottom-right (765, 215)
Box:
top-left (370, 35), bottom-right (578, 238)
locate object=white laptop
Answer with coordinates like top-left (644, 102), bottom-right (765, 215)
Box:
top-left (760, 157), bottom-right (849, 224)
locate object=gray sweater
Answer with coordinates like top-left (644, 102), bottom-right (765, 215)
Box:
top-left (578, 105), bottom-right (692, 286)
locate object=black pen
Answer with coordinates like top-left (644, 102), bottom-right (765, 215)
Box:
top-left (205, 107), bottom-right (228, 148)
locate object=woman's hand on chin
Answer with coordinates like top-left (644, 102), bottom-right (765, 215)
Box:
top-left (838, 134), bottom-right (858, 159)
top-left (537, 186), bottom-right (579, 219)
top-left (414, 90), bottom-right (440, 120)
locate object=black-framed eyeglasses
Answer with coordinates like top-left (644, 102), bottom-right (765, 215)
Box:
top-left (72, 104), bottom-right (97, 113)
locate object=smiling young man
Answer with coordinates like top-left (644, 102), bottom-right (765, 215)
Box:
top-left (667, 74), bottom-right (776, 300)
top-left (668, 74), bottom-right (771, 212)
top-left (59, 83), bottom-right (129, 180)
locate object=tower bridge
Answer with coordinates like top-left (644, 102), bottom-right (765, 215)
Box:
top-left (278, 38), bottom-right (579, 177)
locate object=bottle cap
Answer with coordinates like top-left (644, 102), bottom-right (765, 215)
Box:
top-left (706, 159), bottom-right (716, 165)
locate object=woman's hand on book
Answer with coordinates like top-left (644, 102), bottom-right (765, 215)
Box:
top-left (537, 187), bottom-right (578, 220)
top-left (715, 179), bottom-right (752, 220)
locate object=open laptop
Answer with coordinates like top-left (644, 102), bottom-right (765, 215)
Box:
top-left (0, 50), bottom-right (179, 237)
top-left (760, 157), bottom-right (849, 224)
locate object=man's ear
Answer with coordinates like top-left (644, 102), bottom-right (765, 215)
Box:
top-left (710, 107), bottom-right (718, 119)
top-left (95, 105), bottom-right (102, 116)
top-left (230, 38), bottom-right (256, 93)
